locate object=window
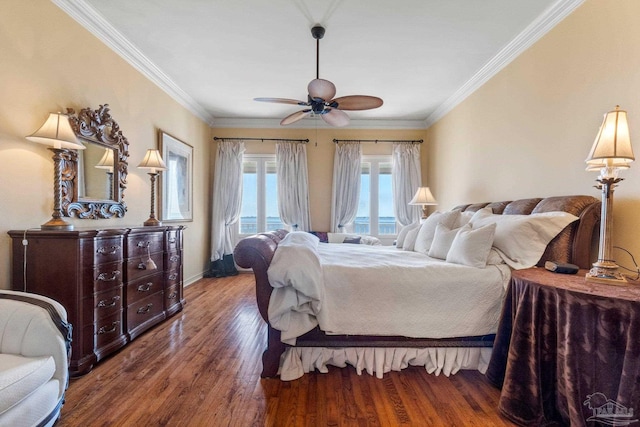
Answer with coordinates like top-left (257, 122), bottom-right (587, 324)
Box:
top-left (239, 155), bottom-right (283, 235)
top-left (355, 156), bottom-right (396, 236)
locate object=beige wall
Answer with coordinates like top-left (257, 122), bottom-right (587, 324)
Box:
top-left (426, 0), bottom-right (640, 263)
top-left (0, 0), bottom-right (212, 288)
top-left (212, 128), bottom-right (426, 232)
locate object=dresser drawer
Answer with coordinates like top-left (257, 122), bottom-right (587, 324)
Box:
top-left (127, 292), bottom-right (164, 334)
top-left (126, 252), bottom-right (164, 282)
top-left (93, 237), bottom-right (124, 264)
top-left (127, 272), bottom-right (163, 305)
top-left (166, 230), bottom-right (180, 252)
top-left (166, 252), bottom-right (181, 271)
top-left (95, 311), bottom-right (123, 349)
top-left (93, 261), bottom-right (123, 293)
top-left (164, 283), bottom-right (182, 311)
top-left (127, 233), bottom-right (163, 258)
top-left (94, 287), bottom-right (123, 320)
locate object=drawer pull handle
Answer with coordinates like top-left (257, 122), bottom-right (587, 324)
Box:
top-left (137, 283), bottom-right (152, 292)
top-left (97, 295), bottom-right (120, 308)
top-left (98, 321), bottom-right (119, 334)
top-left (168, 273), bottom-right (178, 281)
top-left (97, 271), bottom-right (121, 282)
top-left (137, 303), bottom-right (153, 314)
top-left (170, 255), bottom-right (180, 262)
top-left (167, 291), bottom-right (178, 300)
top-left (137, 241), bottom-right (151, 248)
top-left (168, 238), bottom-right (177, 244)
top-left (97, 245), bottom-right (120, 255)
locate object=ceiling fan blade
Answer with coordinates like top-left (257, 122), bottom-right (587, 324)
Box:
top-left (308, 79), bottom-right (336, 101)
top-left (332, 95), bottom-right (383, 111)
top-left (280, 110), bottom-right (312, 126)
top-left (321, 109), bottom-right (350, 127)
top-left (254, 97), bottom-right (308, 106)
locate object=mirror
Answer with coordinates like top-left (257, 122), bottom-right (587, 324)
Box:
top-left (61, 104), bottom-right (129, 219)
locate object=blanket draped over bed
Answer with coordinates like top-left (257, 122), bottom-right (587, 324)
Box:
top-left (234, 195), bottom-right (600, 380)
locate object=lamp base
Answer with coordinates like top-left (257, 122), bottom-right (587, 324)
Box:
top-left (585, 264), bottom-right (628, 286)
top-left (41, 217), bottom-right (74, 231)
top-left (143, 217), bottom-right (162, 227)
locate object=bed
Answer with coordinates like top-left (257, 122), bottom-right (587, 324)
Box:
top-left (233, 195), bottom-right (600, 380)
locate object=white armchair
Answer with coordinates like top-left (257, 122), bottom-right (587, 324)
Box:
top-left (0, 290), bottom-right (71, 427)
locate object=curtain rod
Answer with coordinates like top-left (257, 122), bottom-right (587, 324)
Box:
top-left (214, 137), bottom-right (309, 143)
top-left (332, 138), bottom-right (423, 144)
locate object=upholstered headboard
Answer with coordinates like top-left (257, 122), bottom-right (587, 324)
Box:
top-left (452, 195), bottom-right (600, 269)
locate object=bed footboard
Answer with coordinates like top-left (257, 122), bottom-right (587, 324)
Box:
top-left (234, 230), bottom-right (288, 377)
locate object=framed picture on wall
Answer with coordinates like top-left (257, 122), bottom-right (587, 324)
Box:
top-left (159, 131), bottom-right (193, 222)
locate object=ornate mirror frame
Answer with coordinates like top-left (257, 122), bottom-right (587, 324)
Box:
top-left (62, 104), bottom-right (129, 218)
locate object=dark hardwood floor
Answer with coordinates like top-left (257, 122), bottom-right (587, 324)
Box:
top-left (59, 274), bottom-right (516, 426)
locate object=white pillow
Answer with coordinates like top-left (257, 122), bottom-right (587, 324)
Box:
top-left (396, 223), bottom-right (420, 248)
top-left (327, 233), bottom-right (346, 243)
top-left (402, 226), bottom-right (421, 251)
top-left (414, 210), bottom-right (460, 254)
top-left (446, 223), bottom-right (497, 268)
top-left (428, 223), bottom-right (462, 259)
top-left (455, 210), bottom-right (475, 227)
top-left (470, 209), bottom-right (579, 269)
top-left (486, 248), bottom-right (506, 265)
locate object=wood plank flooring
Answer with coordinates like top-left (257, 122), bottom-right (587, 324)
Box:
top-left (59, 274), bottom-right (516, 426)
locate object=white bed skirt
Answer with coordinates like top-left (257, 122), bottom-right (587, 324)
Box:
top-left (278, 346), bottom-right (493, 381)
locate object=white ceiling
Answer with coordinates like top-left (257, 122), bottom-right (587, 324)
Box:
top-left (54, 0), bottom-right (583, 128)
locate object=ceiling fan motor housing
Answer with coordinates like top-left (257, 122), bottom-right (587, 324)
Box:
top-left (311, 25), bottom-right (325, 40)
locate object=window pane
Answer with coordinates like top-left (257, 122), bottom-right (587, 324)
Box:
top-left (378, 163), bottom-right (396, 235)
top-left (265, 161), bottom-right (283, 231)
top-left (356, 163), bottom-right (371, 234)
top-left (240, 161), bottom-right (257, 234)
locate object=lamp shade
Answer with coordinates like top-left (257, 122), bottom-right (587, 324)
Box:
top-left (95, 148), bottom-right (115, 170)
top-left (138, 149), bottom-right (167, 173)
top-left (586, 106), bottom-right (635, 171)
top-left (26, 112), bottom-right (85, 150)
top-left (409, 187), bottom-right (438, 205)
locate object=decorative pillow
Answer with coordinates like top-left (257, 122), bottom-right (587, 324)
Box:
top-left (427, 223), bottom-right (462, 259)
top-left (402, 226), bottom-right (421, 251)
top-left (360, 235), bottom-right (382, 246)
top-left (343, 236), bottom-right (362, 244)
top-left (486, 248), bottom-right (506, 265)
top-left (446, 223), bottom-right (497, 268)
top-left (308, 231), bottom-right (328, 243)
top-left (396, 223), bottom-right (420, 248)
top-left (455, 210), bottom-right (475, 227)
top-left (414, 210), bottom-right (460, 254)
top-left (470, 209), bottom-right (579, 269)
top-left (327, 233), bottom-right (348, 243)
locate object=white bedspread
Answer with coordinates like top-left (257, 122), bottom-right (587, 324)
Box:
top-left (267, 232), bottom-right (511, 345)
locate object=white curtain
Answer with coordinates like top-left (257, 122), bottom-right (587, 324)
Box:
top-left (331, 142), bottom-right (361, 232)
top-left (211, 140), bottom-right (245, 262)
top-left (276, 141), bottom-right (311, 231)
top-left (392, 142), bottom-right (422, 226)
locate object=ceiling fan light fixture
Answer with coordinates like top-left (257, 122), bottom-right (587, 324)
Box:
top-left (254, 24), bottom-right (382, 127)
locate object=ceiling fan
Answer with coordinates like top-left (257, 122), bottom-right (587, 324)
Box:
top-left (254, 25), bottom-right (383, 127)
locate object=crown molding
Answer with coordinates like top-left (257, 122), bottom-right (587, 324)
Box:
top-left (52, 0), bottom-right (215, 125)
top-left (424, 0), bottom-right (585, 128)
top-left (211, 117), bottom-right (427, 130)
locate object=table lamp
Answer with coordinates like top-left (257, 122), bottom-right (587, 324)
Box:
top-left (409, 187), bottom-right (438, 219)
top-left (95, 148), bottom-right (115, 200)
top-left (26, 112), bottom-right (86, 230)
top-left (585, 105), bottom-right (635, 284)
top-left (138, 149), bottom-right (167, 226)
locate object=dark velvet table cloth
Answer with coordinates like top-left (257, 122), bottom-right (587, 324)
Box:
top-left (486, 268), bottom-right (640, 426)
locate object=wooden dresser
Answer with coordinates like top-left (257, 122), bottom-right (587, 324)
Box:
top-left (8, 225), bottom-right (185, 376)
